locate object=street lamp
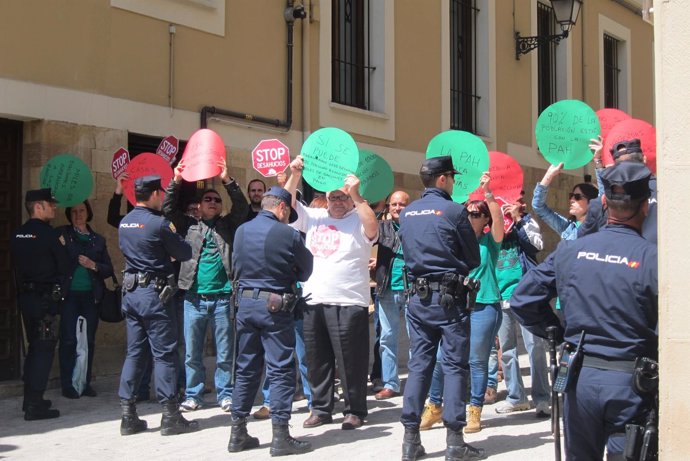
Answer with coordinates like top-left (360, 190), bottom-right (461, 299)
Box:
top-left (515, 0), bottom-right (583, 60)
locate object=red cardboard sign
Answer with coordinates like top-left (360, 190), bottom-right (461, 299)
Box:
top-left (180, 129), bottom-right (226, 182)
top-left (111, 147), bottom-right (130, 180)
top-left (468, 151), bottom-right (524, 204)
top-left (596, 108), bottom-right (631, 140)
top-left (252, 139), bottom-right (290, 177)
top-left (122, 153), bottom-right (174, 206)
top-left (156, 135), bottom-right (179, 164)
top-left (601, 119), bottom-right (656, 173)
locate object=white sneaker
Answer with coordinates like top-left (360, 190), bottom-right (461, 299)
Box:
top-left (179, 398), bottom-right (202, 412)
top-left (220, 398), bottom-right (232, 412)
top-left (495, 400), bottom-right (530, 414)
top-left (535, 401), bottom-right (551, 418)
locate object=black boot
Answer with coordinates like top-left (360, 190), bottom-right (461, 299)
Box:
top-left (160, 400), bottom-right (199, 436)
top-left (120, 399), bottom-right (148, 436)
top-left (227, 416), bottom-right (260, 453)
top-left (22, 387), bottom-right (52, 412)
top-left (23, 389), bottom-right (59, 421)
top-left (445, 428), bottom-right (487, 461)
top-left (22, 398), bottom-right (52, 412)
top-left (402, 426), bottom-right (426, 461)
top-left (270, 423), bottom-right (312, 457)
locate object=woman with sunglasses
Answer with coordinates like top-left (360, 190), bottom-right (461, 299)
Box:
top-left (532, 162), bottom-right (598, 241)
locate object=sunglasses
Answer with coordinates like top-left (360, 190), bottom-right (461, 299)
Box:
top-left (468, 211), bottom-right (485, 219)
top-left (328, 195), bottom-right (350, 202)
top-left (568, 193), bottom-right (586, 201)
top-left (203, 196), bottom-right (222, 203)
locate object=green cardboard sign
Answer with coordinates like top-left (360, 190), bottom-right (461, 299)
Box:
top-left (301, 127), bottom-right (359, 192)
top-left (535, 99), bottom-right (600, 169)
top-left (426, 130), bottom-right (489, 203)
top-left (355, 150), bottom-right (394, 203)
top-left (39, 154), bottom-right (93, 207)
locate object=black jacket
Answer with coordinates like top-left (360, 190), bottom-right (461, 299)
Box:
top-left (58, 225), bottom-right (114, 302)
top-left (374, 219), bottom-right (402, 296)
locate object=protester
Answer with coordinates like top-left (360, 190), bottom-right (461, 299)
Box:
top-left (246, 179), bottom-right (266, 221)
top-left (58, 200), bottom-right (114, 399)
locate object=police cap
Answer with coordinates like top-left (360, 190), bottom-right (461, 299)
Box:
top-left (601, 161), bottom-right (652, 201)
top-left (420, 156), bottom-right (459, 176)
top-left (264, 186), bottom-right (298, 223)
top-left (611, 138), bottom-right (643, 161)
top-left (134, 175), bottom-right (164, 195)
top-left (25, 188), bottom-right (57, 203)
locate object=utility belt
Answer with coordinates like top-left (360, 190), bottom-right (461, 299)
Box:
top-left (20, 282), bottom-right (62, 302)
top-left (123, 272), bottom-right (178, 303)
top-left (409, 273), bottom-right (480, 310)
top-left (239, 288), bottom-right (299, 314)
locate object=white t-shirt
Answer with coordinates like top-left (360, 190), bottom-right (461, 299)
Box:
top-left (292, 201), bottom-right (377, 307)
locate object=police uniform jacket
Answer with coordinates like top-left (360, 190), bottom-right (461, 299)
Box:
top-left (232, 210), bottom-right (313, 293)
top-left (11, 218), bottom-right (71, 289)
top-left (58, 224), bottom-right (114, 301)
top-left (510, 224), bottom-right (658, 361)
top-left (162, 179), bottom-right (248, 290)
top-left (119, 206), bottom-right (192, 275)
top-left (399, 188), bottom-right (480, 280)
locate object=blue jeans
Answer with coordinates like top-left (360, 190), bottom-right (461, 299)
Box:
top-left (261, 319), bottom-right (312, 407)
top-left (183, 293), bottom-right (233, 404)
top-left (496, 301), bottom-right (550, 405)
top-left (377, 290), bottom-right (406, 392)
top-left (468, 303), bottom-right (502, 406)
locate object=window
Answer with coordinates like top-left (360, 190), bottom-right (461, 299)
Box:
top-left (537, 2), bottom-right (557, 114)
top-left (332, 0), bottom-right (374, 110)
top-left (603, 34), bottom-right (621, 108)
top-left (450, 0), bottom-right (479, 133)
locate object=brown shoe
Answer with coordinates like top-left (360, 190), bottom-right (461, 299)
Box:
top-left (419, 402), bottom-right (443, 431)
top-left (303, 413), bottom-right (333, 428)
top-left (484, 387), bottom-right (497, 405)
top-left (341, 414), bottom-right (363, 430)
top-left (464, 405), bottom-right (482, 434)
top-left (375, 388), bottom-right (399, 400)
top-left (252, 406), bottom-right (270, 420)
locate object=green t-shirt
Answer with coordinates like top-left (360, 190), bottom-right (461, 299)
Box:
top-left (70, 233), bottom-right (92, 292)
top-left (389, 223), bottom-right (405, 291)
top-left (495, 239), bottom-right (522, 300)
top-left (191, 223), bottom-right (231, 295)
top-left (468, 232), bottom-right (501, 304)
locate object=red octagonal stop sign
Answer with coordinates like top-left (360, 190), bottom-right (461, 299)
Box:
top-left (252, 139), bottom-right (290, 177)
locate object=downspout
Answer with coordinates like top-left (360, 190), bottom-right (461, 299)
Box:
top-left (200, 1), bottom-right (307, 130)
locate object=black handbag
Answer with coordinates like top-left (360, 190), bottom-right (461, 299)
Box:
top-left (98, 274), bottom-right (124, 323)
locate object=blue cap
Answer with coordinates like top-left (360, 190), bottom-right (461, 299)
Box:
top-left (134, 175), bottom-right (164, 195)
top-left (265, 186), bottom-right (298, 223)
top-left (420, 156), bottom-right (459, 176)
top-left (601, 161), bottom-right (651, 201)
top-left (25, 188), bottom-right (57, 203)
top-left (611, 138), bottom-right (643, 161)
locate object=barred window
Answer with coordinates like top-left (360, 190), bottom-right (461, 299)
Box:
top-left (537, 2), bottom-right (558, 114)
top-left (603, 34), bottom-right (621, 108)
top-left (450, 0), bottom-right (479, 133)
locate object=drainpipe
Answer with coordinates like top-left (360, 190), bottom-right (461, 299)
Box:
top-left (200, 1), bottom-right (306, 130)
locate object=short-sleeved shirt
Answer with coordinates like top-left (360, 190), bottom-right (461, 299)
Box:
top-left (469, 231), bottom-right (501, 304)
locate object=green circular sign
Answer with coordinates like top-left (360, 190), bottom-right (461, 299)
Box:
top-left (39, 154), bottom-right (94, 207)
top-left (426, 130), bottom-right (489, 203)
top-left (301, 127), bottom-right (359, 192)
top-left (355, 150), bottom-right (394, 203)
top-left (535, 99), bottom-right (600, 169)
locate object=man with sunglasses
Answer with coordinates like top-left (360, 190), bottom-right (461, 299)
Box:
top-left (163, 157), bottom-right (248, 414)
top-left (398, 156), bottom-right (485, 461)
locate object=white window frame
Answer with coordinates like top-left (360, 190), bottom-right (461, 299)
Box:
top-left (598, 15), bottom-right (631, 112)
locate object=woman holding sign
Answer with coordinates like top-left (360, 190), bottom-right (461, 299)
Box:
top-left (58, 200), bottom-right (114, 399)
top-left (532, 163), bottom-right (598, 241)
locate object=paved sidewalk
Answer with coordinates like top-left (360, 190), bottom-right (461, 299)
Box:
top-left (0, 372), bottom-right (558, 461)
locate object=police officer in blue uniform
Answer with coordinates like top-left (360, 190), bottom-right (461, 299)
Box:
top-left (11, 188), bottom-right (70, 420)
top-left (117, 175), bottom-right (197, 436)
top-left (228, 186), bottom-right (313, 457)
top-left (510, 161), bottom-right (658, 461)
top-left (398, 156), bottom-right (485, 461)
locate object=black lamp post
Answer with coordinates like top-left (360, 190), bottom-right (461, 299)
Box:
top-left (515, 0), bottom-right (583, 60)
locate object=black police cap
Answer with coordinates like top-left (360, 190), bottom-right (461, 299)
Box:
top-left (264, 186), bottom-right (298, 223)
top-left (25, 188), bottom-right (57, 203)
top-left (134, 175), bottom-right (164, 194)
top-left (611, 138), bottom-right (643, 161)
top-left (420, 156), bottom-right (459, 176)
top-left (601, 161), bottom-right (652, 201)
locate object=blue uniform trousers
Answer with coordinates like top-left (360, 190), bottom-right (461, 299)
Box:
top-left (118, 286), bottom-right (179, 403)
top-left (401, 292), bottom-right (471, 432)
top-left (231, 297), bottom-right (296, 424)
top-left (564, 367), bottom-right (649, 460)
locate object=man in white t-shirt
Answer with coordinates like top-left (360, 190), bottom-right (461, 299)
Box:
top-left (285, 156), bottom-right (378, 430)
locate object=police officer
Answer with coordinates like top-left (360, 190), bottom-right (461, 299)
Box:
top-left (11, 188), bottom-right (70, 420)
top-left (510, 161), bottom-right (658, 461)
top-left (398, 156), bottom-right (485, 461)
top-left (228, 186), bottom-right (313, 456)
top-left (117, 175), bottom-right (196, 436)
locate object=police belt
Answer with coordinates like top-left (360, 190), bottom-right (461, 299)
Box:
top-left (413, 276), bottom-right (469, 293)
top-left (124, 272), bottom-right (170, 292)
top-left (240, 289), bottom-right (281, 300)
top-left (20, 281), bottom-right (55, 293)
top-left (582, 355), bottom-right (636, 373)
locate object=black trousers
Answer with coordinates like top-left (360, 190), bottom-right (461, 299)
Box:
top-left (303, 303), bottom-right (369, 419)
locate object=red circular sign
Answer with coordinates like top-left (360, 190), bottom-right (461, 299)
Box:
top-left (252, 139), bottom-right (290, 177)
top-left (602, 119), bottom-right (656, 173)
top-left (122, 153), bottom-right (174, 206)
